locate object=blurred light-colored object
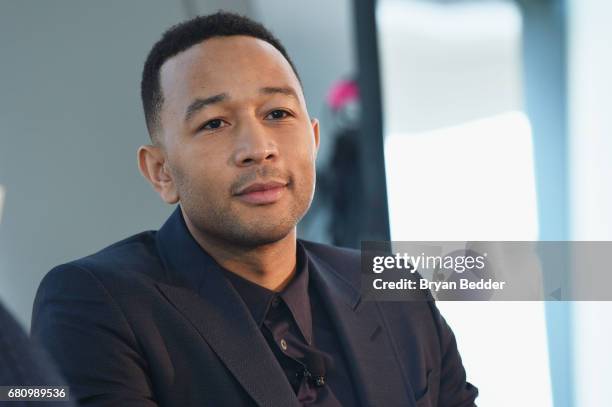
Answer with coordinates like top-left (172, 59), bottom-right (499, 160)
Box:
top-left (385, 111), bottom-right (538, 241)
top-left (569, 0), bottom-right (612, 405)
top-left (385, 112), bottom-right (552, 406)
top-left (378, 1), bottom-right (552, 405)
top-left (377, 0), bottom-right (522, 134)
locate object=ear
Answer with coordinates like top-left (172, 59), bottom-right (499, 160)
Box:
top-left (137, 145), bottom-right (179, 204)
top-left (310, 118), bottom-right (320, 156)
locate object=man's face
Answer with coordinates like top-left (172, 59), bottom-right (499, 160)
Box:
top-left (156, 36), bottom-right (319, 247)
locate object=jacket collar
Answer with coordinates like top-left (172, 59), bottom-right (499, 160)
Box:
top-left (155, 205), bottom-right (218, 291)
top-left (155, 206), bottom-right (300, 406)
top-left (154, 206), bottom-right (415, 407)
top-left (155, 205), bottom-right (361, 309)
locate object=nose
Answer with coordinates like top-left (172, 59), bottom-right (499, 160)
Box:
top-left (232, 119), bottom-right (279, 167)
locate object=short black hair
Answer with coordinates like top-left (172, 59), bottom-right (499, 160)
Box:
top-left (141, 11), bottom-right (300, 142)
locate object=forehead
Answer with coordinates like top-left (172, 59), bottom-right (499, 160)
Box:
top-left (159, 35), bottom-right (303, 106)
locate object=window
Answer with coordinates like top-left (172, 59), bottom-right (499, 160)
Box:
top-left (377, 1), bottom-right (552, 405)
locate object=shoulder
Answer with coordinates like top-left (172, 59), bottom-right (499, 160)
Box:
top-left (299, 240), bottom-right (443, 330)
top-left (38, 231), bottom-right (164, 296)
top-left (299, 239), bottom-right (361, 287)
top-left (74, 230), bottom-right (160, 271)
top-left (299, 239), bottom-right (360, 265)
top-left (299, 239), bottom-right (360, 272)
top-left (32, 231), bottom-right (167, 340)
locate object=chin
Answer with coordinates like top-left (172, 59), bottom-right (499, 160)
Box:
top-left (236, 224), bottom-right (295, 248)
top-left (189, 200), bottom-right (307, 248)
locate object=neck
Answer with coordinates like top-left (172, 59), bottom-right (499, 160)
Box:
top-left (182, 210), bottom-right (298, 292)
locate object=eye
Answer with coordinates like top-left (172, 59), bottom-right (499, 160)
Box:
top-left (265, 109), bottom-right (291, 120)
top-left (199, 119), bottom-right (227, 131)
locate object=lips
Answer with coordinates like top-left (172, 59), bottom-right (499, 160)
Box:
top-left (235, 181), bottom-right (288, 205)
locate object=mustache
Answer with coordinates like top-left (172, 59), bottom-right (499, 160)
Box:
top-left (231, 167), bottom-right (291, 195)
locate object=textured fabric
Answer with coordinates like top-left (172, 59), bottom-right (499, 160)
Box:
top-left (0, 301), bottom-right (74, 406)
top-left (31, 206), bottom-right (478, 406)
top-left (223, 244), bottom-right (357, 406)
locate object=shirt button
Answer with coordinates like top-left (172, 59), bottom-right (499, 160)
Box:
top-left (271, 296), bottom-right (281, 308)
top-left (280, 338), bottom-right (288, 351)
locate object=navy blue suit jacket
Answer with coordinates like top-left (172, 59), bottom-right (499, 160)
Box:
top-left (31, 207), bottom-right (477, 406)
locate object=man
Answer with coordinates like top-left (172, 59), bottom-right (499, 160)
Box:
top-left (31, 12), bottom-right (478, 407)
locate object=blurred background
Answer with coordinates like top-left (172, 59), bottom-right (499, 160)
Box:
top-left (0, 0), bottom-right (610, 406)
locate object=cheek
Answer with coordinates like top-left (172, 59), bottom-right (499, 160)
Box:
top-left (284, 137), bottom-right (317, 181)
top-left (172, 149), bottom-right (227, 195)
top-left (283, 128), bottom-right (317, 161)
top-left (293, 154), bottom-right (317, 194)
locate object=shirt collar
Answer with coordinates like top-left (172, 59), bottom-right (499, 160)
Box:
top-left (157, 206), bottom-right (362, 314)
top-left (222, 241), bottom-right (313, 345)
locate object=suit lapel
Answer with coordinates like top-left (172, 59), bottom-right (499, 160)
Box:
top-left (155, 278), bottom-right (299, 407)
top-left (307, 249), bottom-right (417, 407)
top-left (154, 208), bottom-right (299, 407)
top-left (154, 207), bottom-right (416, 406)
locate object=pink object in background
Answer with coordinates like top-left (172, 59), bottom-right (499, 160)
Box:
top-left (327, 79), bottom-right (359, 111)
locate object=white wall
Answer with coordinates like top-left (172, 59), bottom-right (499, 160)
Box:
top-left (568, 0), bottom-right (612, 405)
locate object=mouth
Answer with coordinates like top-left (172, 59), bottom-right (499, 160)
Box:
top-left (234, 180), bottom-right (289, 205)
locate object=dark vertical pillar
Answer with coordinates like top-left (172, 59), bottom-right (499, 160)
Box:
top-left (352, 0), bottom-right (391, 243)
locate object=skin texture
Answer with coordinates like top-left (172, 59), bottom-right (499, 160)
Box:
top-left (138, 36), bottom-right (320, 291)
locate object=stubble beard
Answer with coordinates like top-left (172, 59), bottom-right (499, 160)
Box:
top-left (176, 172), bottom-right (315, 249)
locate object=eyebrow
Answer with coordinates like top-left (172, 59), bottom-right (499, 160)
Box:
top-left (184, 93), bottom-right (228, 123)
top-left (183, 86), bottom-right (299, 123)
top-left (259, 86), bottom-right (299, 99)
